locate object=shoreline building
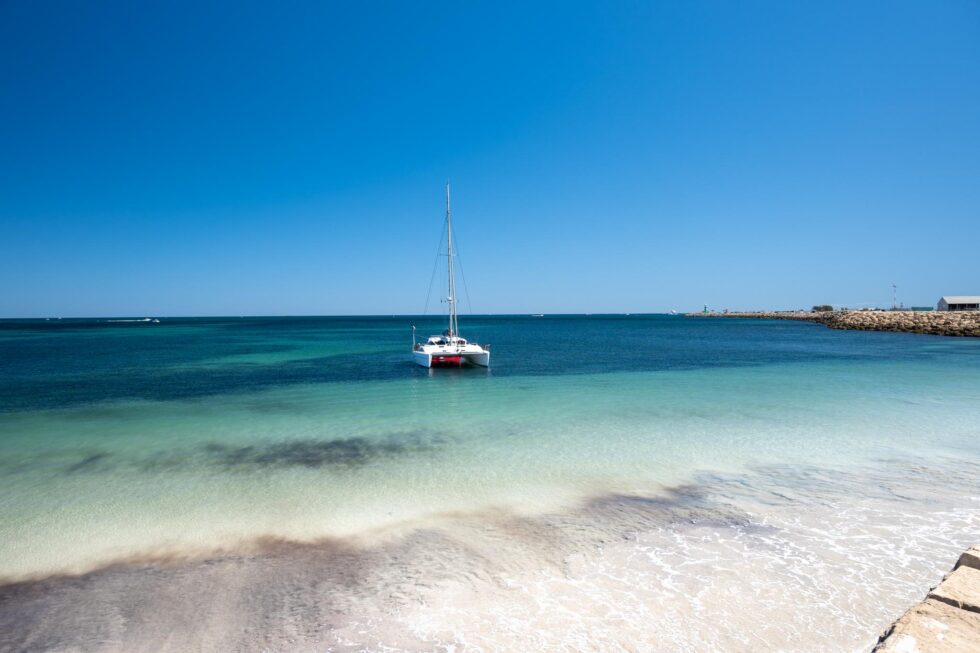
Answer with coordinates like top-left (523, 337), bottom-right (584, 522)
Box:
top-left (937, 296), bottom-right (980, 312)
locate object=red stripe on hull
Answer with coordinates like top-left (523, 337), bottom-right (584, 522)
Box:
top-left (431, 355), bottom-right (463, 367)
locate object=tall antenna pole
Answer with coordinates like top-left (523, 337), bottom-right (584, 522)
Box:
top-left (446, 182), bottom-right (457, 338)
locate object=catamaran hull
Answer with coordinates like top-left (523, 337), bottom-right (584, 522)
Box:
top-left (413, 351), bottom-right (490, 368)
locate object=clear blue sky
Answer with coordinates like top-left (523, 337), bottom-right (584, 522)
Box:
top-left (2, 1), bottom-right (978, 316)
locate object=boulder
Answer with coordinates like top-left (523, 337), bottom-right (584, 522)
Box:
top-left (929, 566), bottom-right (980, 614)
top-left (873, 598), bottom-right (980, 652)
top-left (958, 547), bottom-right (980, 573)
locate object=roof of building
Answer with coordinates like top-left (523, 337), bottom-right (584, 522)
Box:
top-left (939, 296), bottom-right (980, 303)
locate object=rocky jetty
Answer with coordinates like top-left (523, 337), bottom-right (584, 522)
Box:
top-left (687, 310), bottom-right (980, 337)
top-left (873, 545), bottom-right (980, 652)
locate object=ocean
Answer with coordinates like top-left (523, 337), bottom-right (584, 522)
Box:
top-left (1, 315), bottom-right (979, 651)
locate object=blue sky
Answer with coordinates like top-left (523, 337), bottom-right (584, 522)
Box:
top-left (2, 1), bottom-right (978, 316)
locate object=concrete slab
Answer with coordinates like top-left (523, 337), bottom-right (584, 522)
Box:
top-left (873, 598), bottom-right (980, 653)
top-left (929, 566), bottom-right (980, 614)
top-left (956, 546), bottom-right (980, 572)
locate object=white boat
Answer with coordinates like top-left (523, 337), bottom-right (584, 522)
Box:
top-left (412, 185), bottom-right (491, 368)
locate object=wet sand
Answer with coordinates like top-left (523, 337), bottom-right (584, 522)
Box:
top-left (3, 459), bottom-right (978, 653)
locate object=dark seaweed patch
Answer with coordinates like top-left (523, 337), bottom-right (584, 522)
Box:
top-left (204, 435), bottom-right (433, 470)
top-left (65, 453), bottom-right (110, 474)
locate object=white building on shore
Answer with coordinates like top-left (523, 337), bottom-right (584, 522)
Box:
top-left (937, 296), bottom-right (980, 311)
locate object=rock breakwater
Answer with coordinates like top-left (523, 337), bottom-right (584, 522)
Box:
top-left (872, 545), bottom-right (980, 652)
top-left (687, 310), bottom-right (980, 337)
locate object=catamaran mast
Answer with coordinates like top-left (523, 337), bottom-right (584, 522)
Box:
top-left (446, 183), bottom-right (458, 339)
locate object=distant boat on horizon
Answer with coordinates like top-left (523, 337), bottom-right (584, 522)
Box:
top-left (412, 185), bottom-right (490, 369)
top-left (106, 318), bottom-right (160, 324)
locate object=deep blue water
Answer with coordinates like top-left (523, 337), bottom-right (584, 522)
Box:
top-left (2, 314), bottom-right (978, 412)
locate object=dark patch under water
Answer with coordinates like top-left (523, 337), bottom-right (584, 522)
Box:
top-left (50, 432), bottom-right (441, 477)
top-left (64, 453), bottom-right (110, 474)
top-left (205, 436), bottom-right (430, 470)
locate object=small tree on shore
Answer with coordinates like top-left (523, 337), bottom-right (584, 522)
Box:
top-left (812, 305), bottom-right (833, 312)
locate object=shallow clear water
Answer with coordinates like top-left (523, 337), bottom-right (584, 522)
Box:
top-left (1, 315), bottom-right (979, 651)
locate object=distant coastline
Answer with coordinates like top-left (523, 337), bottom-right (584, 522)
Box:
top-left (687, 309), bottom-right (980, 337)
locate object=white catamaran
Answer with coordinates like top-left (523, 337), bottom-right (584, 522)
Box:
top-left (412, 185), bottom-right (490, 368)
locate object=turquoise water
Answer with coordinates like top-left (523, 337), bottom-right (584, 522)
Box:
top-left (2, 315), bottom-right (980, 650)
